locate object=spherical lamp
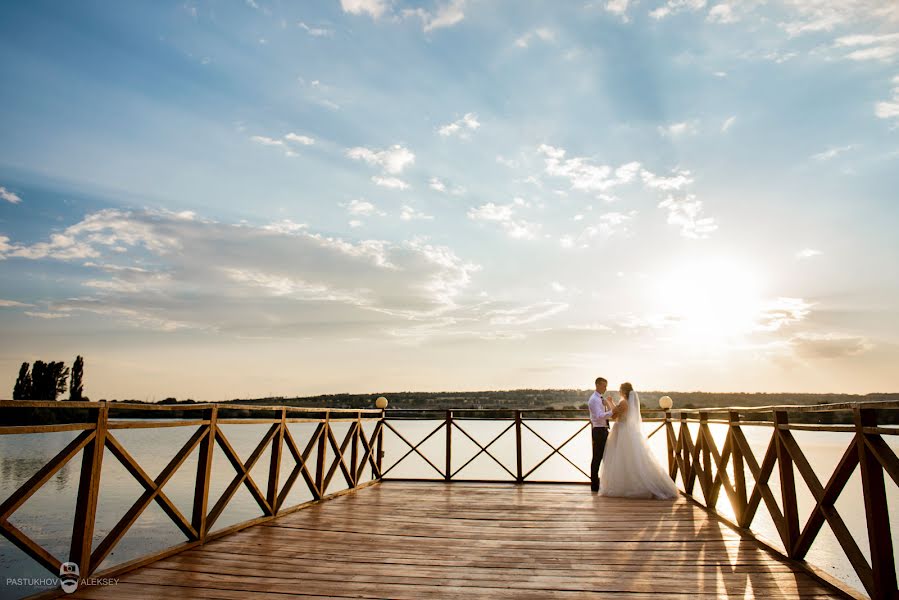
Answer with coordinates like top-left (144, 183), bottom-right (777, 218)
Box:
top-left (375, 396), bottom-right (388, 409)
top-left (659, 396), bottom-right (673, 410)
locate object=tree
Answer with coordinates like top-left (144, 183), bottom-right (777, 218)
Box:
top-left (13, 363), bottom-right (32, 400)
top-left (29, 360), bottom-right (69, 401)
top-left (69, 356), bottom-right (84, 401)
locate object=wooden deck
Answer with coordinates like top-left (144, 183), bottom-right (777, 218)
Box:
top-left (68, 482), bottom-right (842, 599)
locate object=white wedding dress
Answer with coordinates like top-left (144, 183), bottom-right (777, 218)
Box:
top-left (599, 391), bottom-right (678, 499)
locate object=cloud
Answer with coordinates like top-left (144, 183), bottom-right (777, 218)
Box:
top-left (285, 133), bottom-right (315, 145)
top-left (496, 155), bottom-right (519, 168)
top-left (0, 186), bottom-right (22, 204)
top-left (876, 76), bottom-right (899, 121)
top-left (721, 116), bottom-right (737, 132)
top-left (400, 205), bottom-right (434, 221)
top-left (658, 120), bottom-right (699, 137)
top-left (0, 299), bottom-right (32, 307)
top-left (790, 333), bottom-right (872, 359)
top-left (811, 144), bottom-right (855, 161)
top-left (605, 0), bottom-right (631, 20)
top-left (538, 144), bottom-right (642, 193)
top-left (0, 209), bottom-right (481, 333)
top-left (707, 2), bottom-right (738, 23)
top-left (340, 0), bottom-right (388, 19)
top-left (347, 144), bottom-right (415, 174)
top-left (25, 311), bottom-right (70, 319)
top-left (515, 28), bottom-right (555, 48)
top-left (429, 177), bottom-right (447, 192)
top-left (468, 201), bottom-right (540, 240)
top-left (780, 1), bottom-right (899, 38)
top-left (486, 301), bottom-right (568, 325)
top-left (438, 112), bottom-right (480, 138)
top-left (755, 297), bottom-right (813, 331)
top-left (345, 199), bottom-right (384, 217)
top-left (250, 135), bottom-right (284, 147)
top-left (650, 0), bottom-right (707, 20)
top-left (796, 248), bottom-right (822, 259)
top-left (658, 194), bottom-right (718, 239)
top-left (403, 0), bottom-right (466, 32)
top-left (833, 33), bottom-right (899, 62)
top-left (298, 22), bottom-right (333, 36)
top-left (372, 175), bottom-right (410, 190)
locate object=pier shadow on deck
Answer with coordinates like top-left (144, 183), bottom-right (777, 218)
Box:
top-left (68, 482), bottom-right (842, 599)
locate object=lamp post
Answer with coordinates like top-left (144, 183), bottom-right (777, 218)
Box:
top-left (375, 396), bottom-right (388, 409)
top-left (659, 395), bottom-right (673, 410)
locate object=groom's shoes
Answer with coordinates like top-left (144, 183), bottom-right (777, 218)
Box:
top-left (590, 481), bottom-right (599, 493)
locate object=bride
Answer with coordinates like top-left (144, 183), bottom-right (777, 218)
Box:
top-left (600, 382), bottom-right (678, 500)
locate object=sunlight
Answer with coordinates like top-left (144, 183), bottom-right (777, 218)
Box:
top-left (654, 257), bottom-right (766, 345)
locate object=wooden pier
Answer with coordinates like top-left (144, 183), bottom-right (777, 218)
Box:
top-left (66, 482), bottom-right (841, 599)
top-left (3, 400), bottom-right (897, 599)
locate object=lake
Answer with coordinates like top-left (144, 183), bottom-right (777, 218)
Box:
top-left (1, 417), bottom-right (893, 598)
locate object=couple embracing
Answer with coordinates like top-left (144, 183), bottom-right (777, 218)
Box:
top-left (588, 377), bottom-right (677, 500)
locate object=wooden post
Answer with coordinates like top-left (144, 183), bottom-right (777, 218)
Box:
top-left (665, 410), bottom-right (674, 477)
top-left (700, 412), bottom-right (712, 502)
top-left (69, 403), bottom-right (107, 575)
top-left (192, 406), bottom-right (216, 541)
top-left (729, 411), bottom-right (747, 526)
top-left (774, 410), bottom-right (800, 556)
top-left (316, 413), bottom-right (328, 495)
top-left (855, 407), bottom-right (898, 599)
top-left (681, 413), bottom-right (693, 495)
top-left (515, 410), bottom-right (523, 484)
top-left (375, 409), bottom-right (385, 480)
top-left (267, 408), bottom-right (285, 514)
top-left (351, 413), bottom-right (360, 487)
top-left (445, 410), bottom-right (453, 481)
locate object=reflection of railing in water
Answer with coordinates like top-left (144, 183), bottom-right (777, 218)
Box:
top-left (382, 403), bottom-right (899, 600)
top-left (0, 400), bottom-right (383, 585)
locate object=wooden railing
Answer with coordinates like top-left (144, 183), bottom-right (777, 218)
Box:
top-left (0, 400), bottom-right (383, 584)
top-left (381, 403), bottom-right (899, 600)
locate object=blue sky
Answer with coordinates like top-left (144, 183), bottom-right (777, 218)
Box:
top-left (1, 0), bottom-right (898, 400)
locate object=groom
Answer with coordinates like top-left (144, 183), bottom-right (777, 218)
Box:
top-left (588, 377), bottom-right (616, 492)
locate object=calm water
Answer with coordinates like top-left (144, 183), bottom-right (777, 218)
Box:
top-left (1, 418), bottom-right (893, 598)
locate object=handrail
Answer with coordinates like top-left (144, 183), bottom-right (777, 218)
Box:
top-left (0, 403), bottom-right (386, 590)
top-left (0, 399), bottom-right (381, 413)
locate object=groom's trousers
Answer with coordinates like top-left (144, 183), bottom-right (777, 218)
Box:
top-left (591, 425), bottom-right (609, 491)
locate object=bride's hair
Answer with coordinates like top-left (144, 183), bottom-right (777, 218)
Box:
top-left (620, 382), bottom-right (634, 399)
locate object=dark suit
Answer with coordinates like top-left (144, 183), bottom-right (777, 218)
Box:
top-left (591, 425), bottom-right (609, 491)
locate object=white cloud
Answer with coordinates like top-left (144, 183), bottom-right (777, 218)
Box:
top-left (250, 135), bottom-right (284, 147)
top-left (285, 133), bottom-right (315, 145)
top-left (345, 199), bottom-right (384, 217)
top-left (658, 194), bottom-right (718, 239)
top-left (790, 332), bottom-right (872, 359)
top-left (707, 2), bottom-right (737, 23)
top-left (650, 0), bottom-right (707, 20)
top-left (486, 301), bottom-right (568, 325)
top-left (403, 0), bottom-right (466, 32)
top-left (755, 297), bottom-right (813, 331)
top-left (340, 0), bottom-right (388, 19)
top-left (780, 1), bottom-right (899, 38)
top-left (640, 168), bottom-right (694, 191)
top-left (538, 144), bottom-right (642, 193)
top-left (0, 299), bottom-right (32, 307)
top-left (347, 144), bottom-right (415, 174)
top-left (25, 311), bottom-right (70, 319)
top-left (811, 144), bottom-right (855, 161)
top-left (400, 205), bottom-right (434, 221)
top-left (496, 155), bottom-right (519, 168)
top-left (298, 22), bottom-right (333, 36)
top-left (658, 120), bottom-right (698, 137)
top-left (551, 282), bottom-right (566, 293)
top-left (515, 28), bottom-right (556, 48)
top-left (0, 209), bottom-right (481, 332)
top-left (876, 76), bottom-right (899, 121)
top-left (372, 175), bottom-right (410, 190)
top-left (468, 202), bottom-right (540, 240)
top-left (0, 186), bottom-right (22, 204)
top-left (721, 116), bottom-right (737, 132)
top-left (606, 0), bottom-right (631, 20)
top-left (438, 112), bottom-right (480, 138)
top-left (429, 177), bottom-right (447, 192)
top-left (796, 248), bottom-right (822, 259)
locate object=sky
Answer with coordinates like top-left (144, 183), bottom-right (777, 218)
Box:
top-left (0, 0), bottom-right (898, 401)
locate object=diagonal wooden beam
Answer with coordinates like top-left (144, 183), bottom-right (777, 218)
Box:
top-left (451, 421), bottom-right (516, 480)
top-left (0, 518), bottom-right (62, 576)
top-left (91, 429), bottom-right (203, 569)
top-left (380, 420), bottom-right (446, 479)
top-left (0, 430), bottom-right (95, 520)
top-left (206, 424), bottom-right (278, 531)
top-left (322, 423), bottom-right (357, 492)
top-left (277, 423), bottom-right (323, 508)
top-left (356, 421), bottom-right (383, 482)
top-left (521, 421), bottom-right (591, 481)
top-left (732, 426), bottom-right (786, 544)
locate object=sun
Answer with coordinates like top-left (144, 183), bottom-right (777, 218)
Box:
top-left (653, 257), bottom-right (766, 345)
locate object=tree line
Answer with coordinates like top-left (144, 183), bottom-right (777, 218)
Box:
top-left (12, 355), bottom-right (86, 401)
